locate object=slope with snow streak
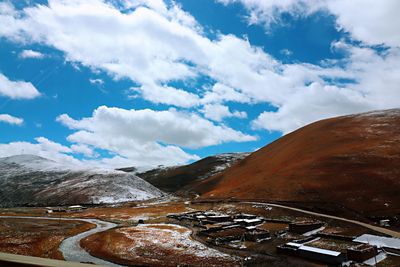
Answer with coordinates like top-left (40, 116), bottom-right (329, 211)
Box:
top-left (0, 155), bottom-right (165, 207)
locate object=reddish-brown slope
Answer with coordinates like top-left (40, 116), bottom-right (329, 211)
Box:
top-left (192, 109), bottom-right (400, 217)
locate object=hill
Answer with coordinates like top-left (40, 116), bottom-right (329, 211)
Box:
top-left (189, 109), bottom-right (400, 219)
top-left (133, 153), bottom-right (250, 193)
top-left (0, 155), bottom-right (165, 207)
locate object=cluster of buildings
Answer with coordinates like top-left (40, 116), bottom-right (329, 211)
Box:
top-left (168, 210), bottom-right (400, 266)
top-left (168, 211), bottom-right (270, 245)
top-left (278, 222), bottom-right (400, 266)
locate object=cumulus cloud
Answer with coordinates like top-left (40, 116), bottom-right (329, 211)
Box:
top-left (0, 114), bottom-right (24, 125)
top-left (0, 73), bottom-right (40, 99)
top-left (219, 0), bottom-right (400, 47)
top-left (19, 49), bottom-right (45, 59)
top-left (89, 78), bottom-right (104, 85)
top-left (201, 83), bottom-right (251, 104)
top-left (0, 0), bottom-right (399, 139)
top-left (252, 82), bottom-right (371, 133)
top-left (70, 144), bottom-right (96, 157)
top-left (52, 105), bottom-right (257, 167)
top-left (130, 83), bottom-right (200, 108)
top-left (253, 42), bottom-right (400, 133)
top-left (326, 0), bottom-right (400, 47)
top-left (0, 137), bottom-right (80, 166)
top-left (216, 0), bottom-right (400, 133)
top-left (0, 0), bottom-right (334, 109)
top-left (57, 105), bottom-right (256, 148)
top-left (202, 104), bottom-right (247, 122)
top-left (217, 0), bottom-right (322, 29)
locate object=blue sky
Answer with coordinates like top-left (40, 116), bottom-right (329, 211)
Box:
top-left (0, 0), bottom-right (399, 169)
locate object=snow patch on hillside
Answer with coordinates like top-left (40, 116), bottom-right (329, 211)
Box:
top-left (0, 154), bottom-right (165, 207)
top-left (199, 152), bottom-right (250, 180)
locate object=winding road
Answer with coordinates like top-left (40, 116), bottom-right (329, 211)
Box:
top-left (0, 216), bottom-right (123, 266)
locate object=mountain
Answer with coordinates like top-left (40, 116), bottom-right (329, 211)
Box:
top-left (133, 153), bottom-right (250, 194)
top-left (190, 109), bottom-right (400, 219)
top-left (0, 155), bottom-right (165, 207)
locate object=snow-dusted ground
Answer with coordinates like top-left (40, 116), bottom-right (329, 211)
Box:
top-left (0, 155), bottom-right (165, 207)
top-left (355, 109), bottom-right (400, 118)
top-left (119, 223), bottom-right (238, 261)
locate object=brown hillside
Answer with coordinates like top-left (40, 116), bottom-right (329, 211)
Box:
top-left (191, 109), bottom-right (400, 218)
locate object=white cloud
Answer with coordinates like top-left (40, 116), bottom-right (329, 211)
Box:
top-left (0, 137), bottom-right (80, 166)
top-left (130, 83), bottom-right (200, 108)
top-left (252, 82), bottom-right (371, 133)
top-left (217, 0), bottom-right (322, 29)
top-left (19, 49), bottom-right (45, 59)
top-left (1, 0), bottom-right (399, 139)
top-left (57, 105), bottom-right (256, 148)
top-left (201, 83), bottom-right (251, 104)
top-left (326, 0), bottom-right (400, 47)
top-left (219, 0), bottom-right (400, 47)
top-left (70, 144), bottom-right (96, 157)
top-left (0, 114), bottom-right (24, 125)
top-left (0, 73), bottom-right (41, 99)
top-left (89, 78), bottom-right (104, 85)
top-left (0, 0), bottom-right (322, 108)
top-left (253, 43), bottom-right (400, 133)
top-left (122, 0), bottom-right (168, 13)
top-left (280, 49), bottom-right (293, 57)
top-left (216, 0), bottom-right (400, 133)
top-left (52, 105), bottom-right (257, 168)
top-left (202, 104), bottom-right (247, 122)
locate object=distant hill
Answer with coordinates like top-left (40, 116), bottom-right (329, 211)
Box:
top-left (0, 155), bottom-right (165, 207)
top-left (132, 153), bottom-right (250, 194)
top-left (190, 109), bottom-right (400, 219)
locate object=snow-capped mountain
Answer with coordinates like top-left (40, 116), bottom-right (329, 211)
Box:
top-left (0, 155), bottom-right (165, 207)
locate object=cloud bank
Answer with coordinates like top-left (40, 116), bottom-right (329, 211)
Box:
top-left (0, 0), bottom-right (399, 167)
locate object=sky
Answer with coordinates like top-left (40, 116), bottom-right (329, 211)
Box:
top-left (0, 0), bottom-right (399, 169)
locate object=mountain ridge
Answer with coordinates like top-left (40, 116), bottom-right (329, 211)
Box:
top-left (0, 154), bottom-right (165, 207)
top-left (134, 152), bottom-right (250, 193)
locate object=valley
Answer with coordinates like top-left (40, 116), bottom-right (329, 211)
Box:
top-left (1, 199), bottom-right (400, 266)
top-left (1, 109), bottom-right (400, 266)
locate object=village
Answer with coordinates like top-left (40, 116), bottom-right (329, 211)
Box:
top-left (166, 207), bottom-right (400, 266)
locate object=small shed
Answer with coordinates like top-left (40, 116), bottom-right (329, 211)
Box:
top-left (66, 205), bottom-right (86, 212)
top-left (277, 242), bottom-right (346, 265)
top-left (234, 218), bottom-right (264, 227)
top-left (235, 213), bottom-right (258, 220)
top-left (297, 245), bottom-right (346, 265)
top-left (347, 244), bottom-right (377, 262)
top-left (244, 229), bottom-right (271, 242)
